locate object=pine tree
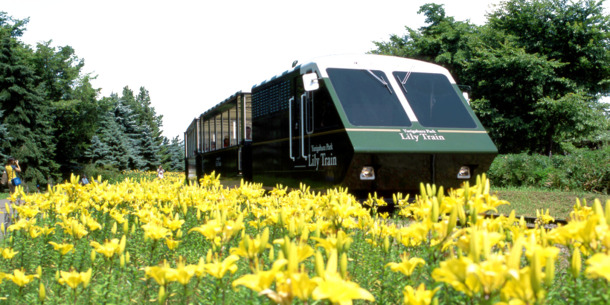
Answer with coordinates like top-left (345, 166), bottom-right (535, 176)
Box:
top-left (0, 13), bottom-right (58, 186)
top-left (138, 125), bottom-right (161, 170)
top-left (113, 96), bottom-right (145, 169)
top-left (164, 136), bottom-right (185, 171)
top-left (0, 109), bottom-right (9, 161)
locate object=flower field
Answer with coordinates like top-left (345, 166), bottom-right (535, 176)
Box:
top-left (1, 172), bottom-right (609, 304)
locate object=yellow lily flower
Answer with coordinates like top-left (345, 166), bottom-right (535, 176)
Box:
top-left (166, 261), bottom-right (196, 285)
top-left (585, 252), bottom-right (610, 281)
top-left (386, 252), bottom-right (425, 277)
top-left (49, 241), bottom-right (75, 256)
top-left (312, 271), bottom-right (375, 305)
top-left (141, 222), bottom-right (171, 240)
top-left (90, 238), bottom-right (121, 258)
top-left (204, 254), bottom-right (240, 279)
top-left (6, 269), bottom-right (38, 287)
top-left (59, 268), bottom-right (92, 289)
top-left (432, 256), bottom-right (480, 296)
top-left (1, 247), bottom-right (18, 259)
top-left (233, 259), bottom-right (287, 292)
top-left (403, 283), bottom-right (439, 305)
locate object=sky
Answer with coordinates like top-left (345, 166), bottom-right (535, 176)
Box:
top-left (3, 0), bottom-right (599, 140)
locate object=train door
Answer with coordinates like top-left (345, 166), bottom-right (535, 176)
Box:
top-left (289, 93), bottom-right (308, 168)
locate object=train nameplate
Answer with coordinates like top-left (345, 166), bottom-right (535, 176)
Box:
top-left (308, 143), bottom-right (337, 170)
top-left (399, 129), bottom-right (446, 142)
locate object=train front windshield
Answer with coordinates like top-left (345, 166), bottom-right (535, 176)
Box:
top-left (327, 68), bottom-right (477, 128)
top-left (327, 68), bottom-right (411, 127)
top-left (393, 71), bottom-right (476, 128)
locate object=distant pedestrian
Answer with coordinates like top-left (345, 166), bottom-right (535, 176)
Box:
top-left (4, 157), bottom-right (21, 194)
top-left (80, 175), bottom-right (89, 185)
top-left (157, 165), bottom-right (165, 179)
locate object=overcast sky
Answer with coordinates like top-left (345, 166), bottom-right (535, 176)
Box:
top-left (4, 0), bottom-right (604, 140)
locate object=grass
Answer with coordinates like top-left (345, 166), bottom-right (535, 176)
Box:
top-left (492, 186), bottom-right (610, 221)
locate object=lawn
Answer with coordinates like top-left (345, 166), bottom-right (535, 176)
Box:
top-left (493, 186), bottom-right (610, 220)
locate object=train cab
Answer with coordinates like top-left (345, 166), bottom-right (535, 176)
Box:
top-left (250, 54), bottom-right (497, 195)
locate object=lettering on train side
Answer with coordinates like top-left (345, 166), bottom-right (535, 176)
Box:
top-left (308, 143), bottom-right (337, 170)
top-left (399, 129), bottom-right (445, 142)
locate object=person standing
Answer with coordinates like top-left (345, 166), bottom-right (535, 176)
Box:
top-left (157, 165), bottom-right (164, 179)
top-left (5, 157), bottom-right (21, 194)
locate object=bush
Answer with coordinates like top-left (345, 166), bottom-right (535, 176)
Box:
top-left (488, 146), bottom-right (610, 194)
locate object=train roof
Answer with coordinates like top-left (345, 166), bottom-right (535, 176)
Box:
top-left (253, 54), bottom-right (455, 88)
top-left (199, 90), bottom-right (251, 119)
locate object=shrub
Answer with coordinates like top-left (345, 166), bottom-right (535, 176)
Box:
top-left (488, 146), bottom-right (610, 194)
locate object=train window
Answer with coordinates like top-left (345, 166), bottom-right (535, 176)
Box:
top-left (327, 68), bottom-right (411, 127)
top-left (221, 110), bottom-right (230, 148)
top-left (394, 72), bottom-right (477, 128)
top-left (215, 114), bottom-right (222, 150)
top-left (204, 120), bottom-right (210, 152)
top-left (229, 105), bottom-right (237, 146)
top-left (245, 95), bottom-right (252, 140)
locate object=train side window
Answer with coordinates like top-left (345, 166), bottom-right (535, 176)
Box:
top-left (313, 81), bottom-right (341, 130)
top-left (204, 120), bottom-right (210, 152)
top-left (393, 72), bottom-right (476, 128)
top-left (245, 95), bottom-right (252, 140)
top-left (229, 105), bottom-right (237, 146)
top-left (305, 92), bottom-right (314, 134)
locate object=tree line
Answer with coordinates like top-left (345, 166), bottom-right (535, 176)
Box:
top-left (372, 0), bottom-right (610, 155)
top-left (0, 12), bottom-right (184, 189)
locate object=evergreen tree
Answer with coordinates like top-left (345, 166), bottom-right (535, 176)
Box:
top-left (138, 125), bottom-right (161, 170)
top-left (0, 13), bottom-right (58, 186)
top-left (160, 136), bottom-right (185, 171)
top-left (0, 109), bottom-right (9, 161)
top-left (84, 100), bottom-right (132, 170)
top-left (114, 94), bottom-right (146, 169)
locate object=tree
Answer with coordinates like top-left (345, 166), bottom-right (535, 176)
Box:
top-left (488, 0), bottom-right (610, 95)
top-left (30, 41), bottom-right (103, 173)
top-left (84, 97), bottom-right (133, 170)
top-left (160, 136), bottom-right (184, 171)
top-left (372, 1), bottom-right (610, 154)
top-left (0, 13), bottom-right (58, 186)
top-left (0, 109), bottom-right (9, 161)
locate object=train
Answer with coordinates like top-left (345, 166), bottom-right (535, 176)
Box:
top-left (184, 54), bottom-right (497, 196)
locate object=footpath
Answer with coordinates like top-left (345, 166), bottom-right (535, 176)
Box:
top-left (0, 199), bottom-right (15, 237)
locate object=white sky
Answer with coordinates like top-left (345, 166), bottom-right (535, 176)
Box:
top-left (4, 0), bottom-right (603, 139)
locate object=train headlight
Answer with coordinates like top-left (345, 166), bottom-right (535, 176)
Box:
top-left (360, 166), bottom-right (375, 180)
top-left (457, 166), bottom-right (471, 179)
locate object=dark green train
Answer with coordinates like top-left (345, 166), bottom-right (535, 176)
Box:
top-left (185, 54), bottom-right (497, 195)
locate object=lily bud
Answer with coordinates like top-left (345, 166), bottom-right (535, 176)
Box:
top-left (119, 235), bottom-right (127, 254)
top-left (269, 246), bottom-right (275, 261)
top-left (123, 220), bottom-right (129, 235)
top-left (260, 227), bottom-right (269, 253)
top-left (158, 286), bottom-right (166, 305)
top-left (111, 222), bottom-right (117, 235)
top-left (39, 283), bottom-right (46, 302)
top-left (315, 251), bottom-right (325, 277)
top-left (91, 249), bottom-right (97, 261)
top-left (430, 198), bottom-right (439, 223)
top-left (383, 236), bottom-right (390, 254)
top-left (340, 252), bottom-right (348, 279)
top-left (571, 247), bottom-right (581, 278)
